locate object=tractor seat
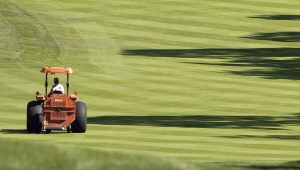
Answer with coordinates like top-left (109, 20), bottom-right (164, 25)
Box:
top-left (52, 91), bottom-right (63, 94)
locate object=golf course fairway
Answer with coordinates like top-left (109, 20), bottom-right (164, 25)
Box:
top-left (0, 0), bottom-right (299, 169)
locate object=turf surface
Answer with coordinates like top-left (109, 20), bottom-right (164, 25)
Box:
top-left (0, 0), bottom-right (300, 169)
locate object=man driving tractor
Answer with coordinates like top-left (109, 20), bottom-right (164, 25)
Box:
top-left (49, 77), bottom-right (64, 96)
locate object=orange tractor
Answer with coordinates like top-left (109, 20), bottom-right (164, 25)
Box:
top-left (27, 67), bottom-right (87, 133)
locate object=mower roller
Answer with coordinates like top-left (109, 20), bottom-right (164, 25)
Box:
top-left (26, 67), bottom-right (87, 133)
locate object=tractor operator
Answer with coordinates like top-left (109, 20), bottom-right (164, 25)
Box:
top-left (49, 77), bottom-right (64, 96)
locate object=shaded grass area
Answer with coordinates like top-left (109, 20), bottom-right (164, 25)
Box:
top-left (88, 114), bottom-right (300, 130)
top-left (244, 32), bottom-right (300, 42)
top-left (123, 48), bottom-right (300, 79)
top-left (0, 139), bottom-right (197, 170)
top-left (123, 48), bottom-right (300, 58)
top-left (122, 13), bottom-right (300, 80)
top-left (241, 161), bottom-right (300, 170)
top-left (222, 135), bottom-right (300, 140)
top-left (1, 139), bottom-right (299, 170)
top-left (0, 129), bottom-right (71, 134)
top-left (0, 129), bottom-right (27, 134)
top-left (250, 15), bottom-right (300, 20)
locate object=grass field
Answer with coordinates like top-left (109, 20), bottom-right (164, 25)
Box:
top-left (0, 0), bottom-right (300, 169)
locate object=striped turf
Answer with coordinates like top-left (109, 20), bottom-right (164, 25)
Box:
top-left (0, 0), bottom-right (300, 169)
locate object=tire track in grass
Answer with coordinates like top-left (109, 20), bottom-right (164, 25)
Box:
top-left (70, 22), bottom-right (137, 78)
top-left (0, 13), bottom-right (22, 62)
top-left (0, 1), bottom-right (61, 68)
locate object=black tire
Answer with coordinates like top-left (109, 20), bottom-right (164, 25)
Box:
top-left (27, 101), bottom-right (43, 133)
top-left (71, 101), bottom-right (87, 133)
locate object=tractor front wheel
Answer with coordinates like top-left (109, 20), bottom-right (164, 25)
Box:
top-left (71, 101), bottom-right (87, 133)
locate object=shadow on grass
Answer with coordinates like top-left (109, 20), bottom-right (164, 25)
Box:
top-left (123, 48), bottom-right (300, 59)
top-left (221, 135), bottom-right (300, 140)
top-left (0, 129), bottom-right (27, 134)
top-left (241, 161), bottom-right (300, 170)
top-left (88, 114), bottom-right (300, 130)
top-left (244, 32), bottom-right (300, 42)
top-left (122, 48), bottom-right (300, 79)
top-left (249, 15), bottom-right (300, 20)
top-left (0, 129), bottom-right (68, 134)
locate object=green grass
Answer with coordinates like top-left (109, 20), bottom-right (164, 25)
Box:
top-left (0, 0), bottom-right (300, 169)
top-left (0, 139), bottom-right (197, 170)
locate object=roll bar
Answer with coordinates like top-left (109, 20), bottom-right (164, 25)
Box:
top-left (42, 67), bottom-right (73, 98)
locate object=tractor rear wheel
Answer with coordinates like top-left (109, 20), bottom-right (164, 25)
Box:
top-left (71, 101), bottom-right (87, 133)
top-left (27, 101), bottom-right (43, 133)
